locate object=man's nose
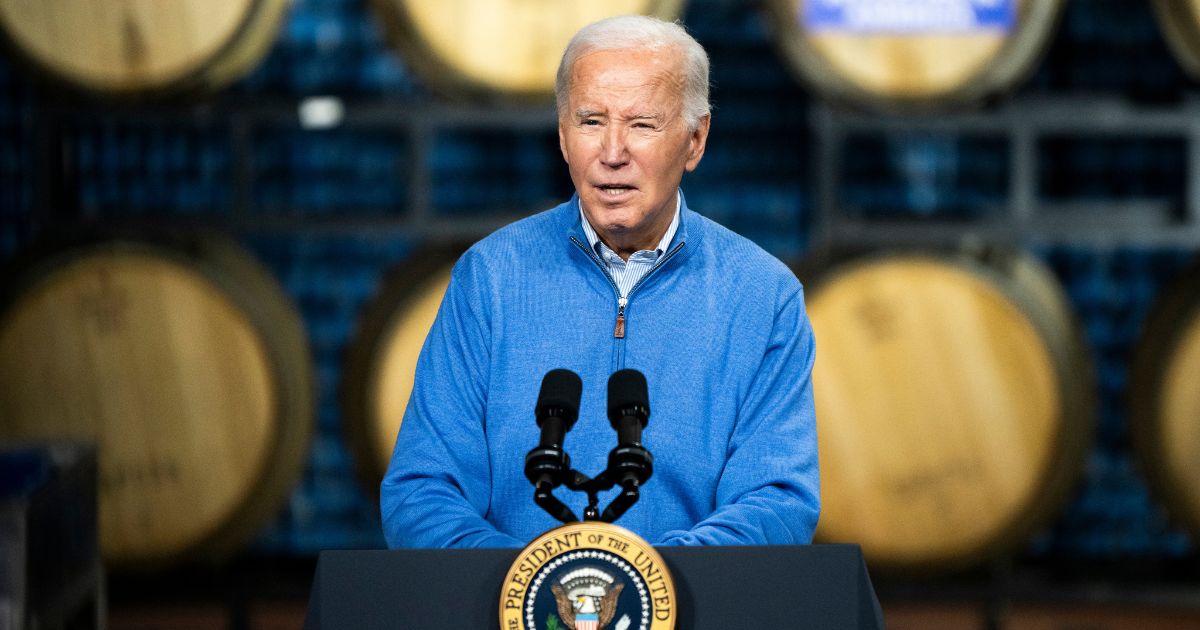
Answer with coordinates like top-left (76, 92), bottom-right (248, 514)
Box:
top-left (600, 125), bottom-right (629, 167)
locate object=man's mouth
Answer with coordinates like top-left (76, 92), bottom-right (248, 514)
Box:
top-left (596, 184), bottom-right (635, 197)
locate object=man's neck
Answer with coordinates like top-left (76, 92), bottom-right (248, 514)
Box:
top-left (581, 192), bottom-right (681, 262)
top-left (603, 231), bottom-right (664, 261)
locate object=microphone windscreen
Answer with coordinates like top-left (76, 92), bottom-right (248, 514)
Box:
top-left (536, 369), bottom-right (583, 422)
top-left (607, 369), bottom-right (649, 421)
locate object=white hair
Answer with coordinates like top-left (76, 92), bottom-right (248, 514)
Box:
top-left (555, 15), bottom-right (711, 131)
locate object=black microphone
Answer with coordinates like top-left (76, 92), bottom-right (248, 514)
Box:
top-left (606, 369), bottom-right (653, 488)
top-left (608, 369), bottom-right (649, 445)
top-left (524, 369), bottom-right (582, 489)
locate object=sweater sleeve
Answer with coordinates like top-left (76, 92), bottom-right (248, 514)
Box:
top-left (379, 251), bottom-right (523, 549)
top-left (655, 284), bottom-right (821, 546)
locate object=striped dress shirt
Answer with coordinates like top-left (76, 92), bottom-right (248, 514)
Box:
top-left (579, 192), bottom-right (681, 300)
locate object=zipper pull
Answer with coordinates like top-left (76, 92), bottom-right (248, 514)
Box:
top-left (614, 297), bottom-right (627, 339)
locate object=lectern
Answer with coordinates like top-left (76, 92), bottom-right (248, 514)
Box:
top-left (304, 544), bottom-right (884, 629)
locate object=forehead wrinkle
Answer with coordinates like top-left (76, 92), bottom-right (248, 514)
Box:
top-left (565, 48), bottom-right (687, 125)
top-left (571, 78), bottom-right (680, 122)
top-left (572, 105), bottom-right (670, 126)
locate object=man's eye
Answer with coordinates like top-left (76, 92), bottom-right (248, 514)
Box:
top-left (581, 119), bottom-right (601, 126)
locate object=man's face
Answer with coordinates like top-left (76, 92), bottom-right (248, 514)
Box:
top-left (559, 46), bottom-right (709, 256)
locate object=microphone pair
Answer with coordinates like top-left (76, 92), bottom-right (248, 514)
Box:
top-left (524, 368), bottom-right (654, 498)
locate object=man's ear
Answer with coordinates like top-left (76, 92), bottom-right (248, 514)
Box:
top-left (559, 121), bottom-right (569, 164)
top-left (685, 114), bottom-right (711, 172)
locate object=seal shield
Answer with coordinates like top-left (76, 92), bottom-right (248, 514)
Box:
top-left (500, 522), bottom-right (675, 630)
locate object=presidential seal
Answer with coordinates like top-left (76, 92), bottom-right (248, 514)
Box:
top-left (500, 522), bottom-right (676, 630)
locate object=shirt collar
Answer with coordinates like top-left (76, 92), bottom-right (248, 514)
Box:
top-left (579, 190), bottom-right (681, 259)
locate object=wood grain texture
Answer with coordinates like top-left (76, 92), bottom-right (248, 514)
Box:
top-left (806, 32), bottom-right (1004, 98)
top-left (806, 255), bottom-right (1083, 572)
top-left (0, 235), bottom-right (313, 570)
top-left (370, 0), bottom-right (684, 99)
top-left (764, 0), bottom-right (1065, 110)
top-left (0, 254), bottom-right (273, 561)
top-left (0, 0), bottom-right (287, 96)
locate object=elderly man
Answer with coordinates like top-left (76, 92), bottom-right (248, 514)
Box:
top-left (380, 15), bottom-right (819, 547)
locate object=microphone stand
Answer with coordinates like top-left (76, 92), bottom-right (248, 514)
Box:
top-left (531, 458), bottom-right (647, 524)
top-left (532, 480), bottom-right (578, 523)
top-left (561, 468), bottom-right (642, 523)
top-left (527, 368), bottom-right (652, 525)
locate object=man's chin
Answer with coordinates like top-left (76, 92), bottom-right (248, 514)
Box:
top-left (589, 212), bottom-right (640, 233)
top-left (584, 201), bottom-right (638, 224)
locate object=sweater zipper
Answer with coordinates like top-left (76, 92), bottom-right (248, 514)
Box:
top-left (614, 296), bottom-right (627, 338)
top-left (570, 236), bottom-right (686, 339)
top-left (571, 236), bottom-right (622, 327)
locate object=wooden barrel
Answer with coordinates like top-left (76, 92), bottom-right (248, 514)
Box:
top-left (798, 246), bottom-right (1092, 573)
top-left (1130, 257), bottom-right (1200, 541)
top-left (342, 245), bottom-right (463, 493)
top-left (0, 0), bottom-right (289, 98)
top-left (762, 0), bottom-right (1066, 111)
top-left (367, 0), bottom-right (686, 101)
top-left (1152, 0), bottom-right (1200, 79)
top-left (0, 229), bottom-right (313, 571)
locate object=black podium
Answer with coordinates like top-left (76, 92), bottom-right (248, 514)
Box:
top-left (304, 544), bottom-right (884, 629)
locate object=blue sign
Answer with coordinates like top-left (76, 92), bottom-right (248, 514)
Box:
top-left (803, 0), bottom-right (1015, 34)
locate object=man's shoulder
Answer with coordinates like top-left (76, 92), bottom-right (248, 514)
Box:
top-left (448, 201), bottom-right (576, 278)
top-left (687, 211), bottom-right (802, 292)
top-left (462, 200), bottom-right (575, 261)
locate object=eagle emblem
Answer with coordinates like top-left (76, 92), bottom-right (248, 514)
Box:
top-left (550, 568), bottom-right (625, 630)
top-left (500, 523), bottom-right (674, 630)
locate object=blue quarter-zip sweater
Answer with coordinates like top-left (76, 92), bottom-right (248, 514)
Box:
top-left (380, 193), bottom-right (819, 548)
